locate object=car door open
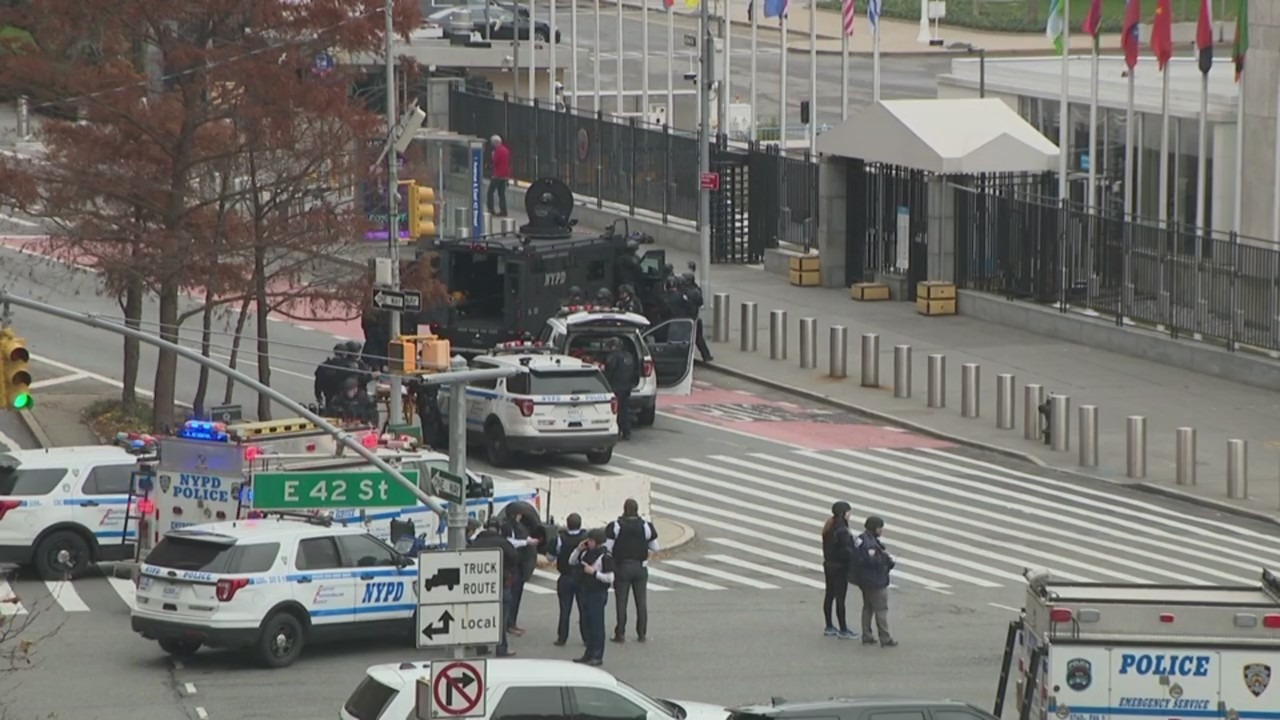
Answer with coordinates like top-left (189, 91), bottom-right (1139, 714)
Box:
top-left (642, 319), bottom-right (695, 395)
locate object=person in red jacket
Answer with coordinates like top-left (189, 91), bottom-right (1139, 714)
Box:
top-left (487, 134), bottom-right (510, 217)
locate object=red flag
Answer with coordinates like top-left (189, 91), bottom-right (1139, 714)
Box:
top-left (665, 0), bottom-right (674, 7)
top-left (1121, 0), bottom-right (1142, 69)
top-left (1150, 0), bottom-right (1173, 71)
top-left (1195, 0), bottom-right (1213, 73)
top-left (1083, 0), bottom-right (1103, 38)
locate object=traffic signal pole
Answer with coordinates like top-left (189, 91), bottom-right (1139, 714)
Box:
top-left (385, 0), bottom-right (405, 424)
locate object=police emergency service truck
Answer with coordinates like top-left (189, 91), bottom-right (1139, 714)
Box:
top-left (995, 568), bottom-right (1280, 720)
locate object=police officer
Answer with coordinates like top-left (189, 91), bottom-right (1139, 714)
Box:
top-left (680, 272), bottom-right (712, 363)
top-left (345, 341), bottom-right (374, 388)
top-left (412, 379), bottom-right (444, 448)
top-left (546, 513), bottom-right (587, 647)
top-left (326, 376), bottom-right (379, 425)
top-left (566, 285), bottom-right (586, 305)
top-left (853, 515), bottom-right (897, 647)
top-left (614, 239), bottom-right (643, 289)
top-left (616, 284), bottom-right (643, 315)
top-left (570, 528), bottom-right (615, 666)
top-left (602, 338), bottom-right (636, 441)
top-left (314, 343), bottom-right (348, 407)
top-left (605, 498), bottom-right (659, 643)
top-left (595, 287), bottom-right (614, 307)
top-left (501, 507), bottom-right (540, 636)
top-left (470, 516), bottom-right (519, 657)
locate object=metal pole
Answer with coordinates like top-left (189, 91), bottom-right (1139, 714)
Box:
top-left (961, 363), bottom-right (980, 418)
top-left (860, 333), bottom-right (880, 388)
top-left (447, 356), bottom-right (471, 551)
top-left (1023, 384), bottom-right (1045, 441)
top-left (530, 0), bottom-right (538, 101)
top-left (926, 354), bottom-right (945, 409)
top-left (1176, 427), bottom-right (1197, 486)
top-left (740, 302), bottom-right (758, 352)
top-left (712, 293), bottom-right (730, 342)
top-left (995, 374), bottom-right (1014, 429)
top-left (698, 0), bottom-right (713, 297)
top-left (1079, 405), bottom-right (1098, 467)
top-left (893, 345), bottom-right (911, 399)
top-left (1227, 439), bottom-right (1248, 499)
top-left (798, 317), bottom-right (817, 369)
top-left (385, 0), bottom-right (404, 424)
top-left (570, 0), bottom-right (578, 107)
top-left (615, 0), bottom-right (624, 111)
top-left (829, 326), bottom-right (848, 378)
top-left (1126, 415), bottom-right (1147, 478)
top-left (769, 309), bottom-right (787, 360)
top-left (16, 95), bottom-right (29, 139)
top-left (1050, 394), bottom-right (1070, 452)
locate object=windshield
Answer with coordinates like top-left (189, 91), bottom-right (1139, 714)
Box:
top-left (146, 537), bottom-right (240, 573)
top-left (618, 681), bottom-right (680, 719)
top-left (343, 676), bottom-right (399, 720)
top-left (530, 369), bottom-right (610, 395)
top-left (0, 459), bottom-right (66, 497)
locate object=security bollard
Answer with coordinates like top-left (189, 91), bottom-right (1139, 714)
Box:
top-left (769, 310), bottom-right (787, 360)
top-left (1024, 384), bottom-right (1045, 441)
top-left (1176, 427), bottom-right (1197, 486)
top-left (712, 293), bottom-right (731, 343)
top-left (497, 217), bottom-right (517, 234)
top-left (927, 354), bottom-right (946, 408)
top-left (860, 334), bottom-right (880, 387)
top-left (1227, 439), bottom-right (1248, 499)
top-left (995, 374), bottom-right (1015, 429)
top-left (17, 95), bottom-right (29, 139)
top-left (1049, 394), bottom-right (1071, 452)
top-left (1126, 416), bottom-right (1147, 478)
top-left (740, 302), bottom-right (758, 352)
top-left (893, 345), bottom-right (912, 399)
top-left (799, 317), bottom-right (817, 369)
top-left (961, 364), bottom-right (980, 418)
top-left (1079, 405), bottom-right (1099, 467)
top-left (829, 326), bottom-right (849, 378)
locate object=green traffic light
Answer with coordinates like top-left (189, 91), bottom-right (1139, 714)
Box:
top-left (11, 393), bottom-right (31, 409)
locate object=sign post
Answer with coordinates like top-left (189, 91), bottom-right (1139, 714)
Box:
top-left (251, 469), bottom-right (421, 510)
top-left (416, 660), bottom-right (487, 720)
top-left (469, 141), bottom-right (484, 238)
top-left (416, 548), bottom-right (503, 651)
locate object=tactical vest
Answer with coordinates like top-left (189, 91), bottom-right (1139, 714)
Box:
top-left (556, 529), bottom-right (585, 574)
top-left (576, 546), bottom-right (613, 591)
top-left (611, 517), bottom-right (649, 563)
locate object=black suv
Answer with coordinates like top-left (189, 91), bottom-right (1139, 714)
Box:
top-left (728, 698), bottom-right (1000, 720)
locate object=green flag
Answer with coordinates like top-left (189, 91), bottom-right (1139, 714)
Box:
top-left (1233, 0), bottom-right (1248, 81)
top-left (1046, 0), bottom-right (1066, 55)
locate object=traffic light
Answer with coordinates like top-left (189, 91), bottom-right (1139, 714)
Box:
top-left (407, 182), bottom-right (436, 239)
top-left (0, 329), bottom-right (32, 410)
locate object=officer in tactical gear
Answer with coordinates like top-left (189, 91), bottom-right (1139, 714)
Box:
top-left (412, 379), bottom-right (445, 448)
top-left (616, 284), bottom-right (643, 315)
top-left (326, 376), bottom-right (379, 425)
top-left (314, 343), bottom-right (349, 407)
top-left (595, 287), bottom-right (614, 306)
top-left (546, 513), bottom-right (588, 647)
top-left (614, 240), bottom-right (643, 291)
top-left (681, 270), bottom-right (712, 363)
top-left (606, 498), bottom-right (660, 643)
top-left (603, 338), bottom-right (637, 441)
top-left (567, 285), bottom-right (586, 305)
top-left (569, 528), bottom-right (616, 666)
top-left (344, 341), bottom-right (374, 388)
top-left (470, 516), bottom-right (519, 657)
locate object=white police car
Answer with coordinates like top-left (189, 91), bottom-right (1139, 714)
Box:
top-left (537, 306), bottom-right (695, 427)
top-left (131, 515), bottom-right (420, 668)
top-left (439, 345), bottom-right (619, 467)
top-left (0, 446), bottom-right (140, 579)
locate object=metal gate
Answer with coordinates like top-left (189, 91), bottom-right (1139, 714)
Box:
top-left (711, 144), bottom-right (756, 263)
top-left (847, 161), bottom-right (930, 299)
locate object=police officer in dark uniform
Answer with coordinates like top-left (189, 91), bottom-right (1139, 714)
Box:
top-left (470, 517), bottom-right (519, 657)
top-left (681, 272), bottom-right (712, 362)
top-left (345, 341), bottom-right (374, 388)
top-left (605, 498), bottom-right (659, 643)
top-left (569, 528), bottom-right (616, 666)
top-left (566, 285), bottom-right (586, 305)
top-left (326, 376), bottom-right (379, 425)
top-left (546, 513), bottom-right (587, 647)
top-left (501, 507), bottom-right (539, 636)
top-left (615, 284), bottom-right (643, 315)
top-left (602, 338), bottom-right (637, 441)
top-left (595, 287), bottom-right (613, 307)
top-left (314, 343), bottom-right (349, 408)
top-left (412, 379), bottom-right (445, 448)
top-left (614, 239), bottom-right (643, 290)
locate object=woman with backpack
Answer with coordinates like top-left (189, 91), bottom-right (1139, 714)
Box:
top-left (820, 501), bottom-right (859, 640)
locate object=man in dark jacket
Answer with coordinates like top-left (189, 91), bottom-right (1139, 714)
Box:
top-left (546, 513), bottom-right (587, 647)
top-left (570, 527), bottom-right (615, 666)
top-left (469, 516), bottom-right (519, 657)
top-left (326, 377), bottom-right (379, 425)
top-left (852, 515), bottom-right (897, 647)
top-left (314, 343), bottom-right (349, 408)
top-left (605, 498), bottom-right (659, 643)
top-left (681, 271), bottom-right (712, 363)
top-left (602, 338), bottom-right (636, 441)
top-left (501, 507), bottom-right (539, 636)
top-left (615, 284), bottom-right (643, 315)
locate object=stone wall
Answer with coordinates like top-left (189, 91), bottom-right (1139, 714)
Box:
top-left (1239, 0), bottom-right (1280, 242)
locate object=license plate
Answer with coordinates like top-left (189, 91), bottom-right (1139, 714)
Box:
top-left (568, 408), bottom-right (583, 421)
top-left (138, 576), bottom-right (154, 591)
top-left (162, 584), bottom-right (182, 599)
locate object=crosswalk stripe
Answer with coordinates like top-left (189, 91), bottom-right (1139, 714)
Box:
top-left (663, 559), bottom-right (777, 589)
top-left (705, 552), bottom-right (827, 589)
top-left (0, 580), bottom-right (28, 616)
top-left (646, 567), bottom-right (724, 590)
top-left (532, 567), bottom-right (672, 592)
top-left (106, 576), bottom-right (136, 609)
top-left (44, 580), bottom-right (91, 613)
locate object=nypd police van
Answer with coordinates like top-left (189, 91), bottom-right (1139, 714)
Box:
top-left (997, 568), bottom-right (1280, 720)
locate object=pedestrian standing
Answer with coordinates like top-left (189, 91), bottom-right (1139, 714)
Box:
top-left (469, 517), bottom-right (519, 657)
top-left (547, 513), bottom-right (587, 647)
top-left (570, 528), bottom-right (615, 666)
top-left (606, 499), bottom-right (659, 643)
top-left (487, 134), bottom-right (510, 217)
top-left (820, 501), bottom-right (858, 640)
top-left (501, 507), bottom-right (539, 636)
top-left (853, 515), bottom-right (897, 647)
top-left (602, 338), bottom-right (637, 441)
top-left (680, 271), bottom-right (712, 363)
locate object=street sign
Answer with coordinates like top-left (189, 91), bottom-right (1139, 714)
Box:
top-left (429, 468), bottom-right (465, 504)
top-left (699, 172), bottom-right (721, 191)
top-left (372, 288), bottom-right (423, 312)
top-left (426, 660), bottom-right (487, 719)
top-left (416, 547), bottom-right (504, 649)
top-left (417, 603), bottom-right (503, 648)
top-left (251, 469), bottom-right (420, 510)
top-left (684, 32), bottom-right (697, 47)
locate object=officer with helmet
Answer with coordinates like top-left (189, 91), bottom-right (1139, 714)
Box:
top-left (595, 287), bottom-right (614, 306)
top-left (314, 342), bottom-right (349, 408)
top-left (680, 267), bottom-right (712, 362)
top-left (616, 284), bottom-right (643, 315)
top-left (566, 286), bottom-right (586, 305)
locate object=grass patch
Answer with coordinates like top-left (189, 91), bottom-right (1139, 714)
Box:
top-left (82, 398), bottom-right (154, 441)
top-left (818, 0), bottom-right (1235, 34)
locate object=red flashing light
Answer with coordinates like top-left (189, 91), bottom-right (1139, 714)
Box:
top-left (1048, 607), bottom-right (1073, 623)
top-left (642, 359), bottom-right (654, 378)
top-left (1159, 613), bottom-right (1175, 624)
top-left (515, 398), bottom-right (535, 417)
top-left (215, 578), bottom-right (250, 602)
top-left (361, 432), bottom-right (378, 449)
top-left (305, 442), bottom-right (317, 452)
top-left (137, 499), bottom-right (155, 516)
top-left (610, 397), bottom-right (619, 415)
top-left (1263, 614), bottom-right (1280, 629)
top-left (0, 500), bottom-right (20, 521)
top-left (244, 446), bottom-right (261, 462)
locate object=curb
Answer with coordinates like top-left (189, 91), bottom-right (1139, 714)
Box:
top-left (695, 361), bottom-right (1280, 528)
top-left (652, 518), bottom-right (696, 553)
top-left (16, 408), bottom-right (51, 449)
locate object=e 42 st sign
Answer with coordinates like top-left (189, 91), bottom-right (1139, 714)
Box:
top-left (251, 469), bottom-right (421, 510)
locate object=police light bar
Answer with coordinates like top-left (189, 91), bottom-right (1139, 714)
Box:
top-left (177, 420), bottom-right (230, 442)
top-left (495, 340), bottom-right (548, 350)
top-left (559, 304), bottom-right (620, 315)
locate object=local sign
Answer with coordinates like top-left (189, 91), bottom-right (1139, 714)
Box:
top-left (251, 469), bottom-right (420, 510)
top-left (372, 288), bottom-right (423, 312)
top-left (416, 548), bottom-right (504, 649)
top-left (419, 660), bottom-right (487, 720)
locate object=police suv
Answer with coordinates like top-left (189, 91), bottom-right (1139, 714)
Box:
top-left (0, 446), bottom-right (140, 579)
top-left (438, 344), bottom-right (619, 467)
top-left (131, 515), bottom-right (422, 668)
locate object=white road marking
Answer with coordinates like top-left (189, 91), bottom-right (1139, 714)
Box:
top-left (645, 566), bottom-right (724, 590)
top-left (184, 682), bottom-right (198, 695)
top-left (30, 373), bottom-right (89, 389)
top-left (196, 708), bottom-right (209, 720)
top-left (0, 580), bottom-right (28, 615)
top-left (106, 576), bottom-right (136, 609)
top-left (43, 580), bottom-right (91, 612)
top-left (705, 553), bottom-right (827, 590)
top-left (663, 560), bottom-right (772, 589)
top-left (0, 213), bottom-right (39, 227)
top-left (989, 603), bottom-right (1022, 613)
top-left (0, 429), bottom-right (19, 451)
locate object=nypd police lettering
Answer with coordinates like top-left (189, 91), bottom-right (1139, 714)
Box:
top-left (173, 474), bottom-right (230, 503)
top-left (362, 581), bottom-right (406, 603)
top-left (1117, 653), bottom-right (1212, 677)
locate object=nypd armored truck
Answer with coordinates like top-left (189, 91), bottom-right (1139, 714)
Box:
top-left (995, 568), bottom-right (1280, 720)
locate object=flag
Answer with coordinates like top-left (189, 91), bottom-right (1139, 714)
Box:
top-left (1196, 0), bottom-right (1213, 73)
top-left (842, 0), bottom-right (855, 36)
top-left (868, 0), bottom-right (880, 31)
top-left (1045, 0), bottom-right (1065, 55)
top-left (764, 0), bottom-right (786, 18)
top-left (666, 0), bottom-right (675, 7)
top-left (1233, 0), bottom-right (1248, 81)
top-left (1122, 0), bottom-right (1142, 69)
top-left (1083, 0), bottom-right (1103, 42)
top-left (1151, 0), bottom-right (1173, 70)
top-left (685, 0), bottom-right (698, 7)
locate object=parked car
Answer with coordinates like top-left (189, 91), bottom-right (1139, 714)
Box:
top-left (423, 3), bottom-right (560, 42)
top-left (727, 698), bottom-right (1001, 720)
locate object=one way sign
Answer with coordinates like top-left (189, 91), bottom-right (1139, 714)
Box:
top-left (372, 288), bottom-right (422, 312)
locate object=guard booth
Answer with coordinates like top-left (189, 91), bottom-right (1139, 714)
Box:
top-left (812, 99), bottom-right (1060, 299)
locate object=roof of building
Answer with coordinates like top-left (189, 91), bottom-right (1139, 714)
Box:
top-left (815, 98), bottom-right (1060, 175)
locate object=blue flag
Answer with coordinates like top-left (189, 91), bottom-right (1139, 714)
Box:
top-left (764, 0), bottom-right (787, 18)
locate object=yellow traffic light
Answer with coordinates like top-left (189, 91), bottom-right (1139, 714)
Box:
top-left (0, 329), bottom-right (31, 410)
top-left (407, 182), bottom-right (436, 239)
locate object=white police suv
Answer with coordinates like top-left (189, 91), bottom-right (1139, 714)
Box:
top-left (438, 344), bottom-right (619, 467)
top-left (131, 515), bottom-right (420, 668)
top-left (0, 446), bottom-right (140, 579)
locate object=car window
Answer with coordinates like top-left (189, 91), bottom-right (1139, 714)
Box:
top-left (297, 537), bottom-right (343, 570)
top-left (84, 465), bottom-right (133, 495)
top-left (570, 687), bottom-right (647, 720)
top-left (491, 687), bottom-right (566, 720)
top-left (0, 466), bottom-right (66, 496)
top-left (343, 676), bottom-right (398, 720)
top-left (338, 534), bottom-right (399, 567)
top-left (505, 372), bottom-right (530, 395)
top-left (870, 712), bottom-right (928, 720)
top-left (146, 538), bottom-right (279, 574)
top-left (236, 543), bottom-right (281, 573)
top-left (530, 370), bottom-right (610, 395)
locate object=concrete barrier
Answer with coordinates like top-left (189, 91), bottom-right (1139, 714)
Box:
top-left (516, 473), bottom-right (652, 530)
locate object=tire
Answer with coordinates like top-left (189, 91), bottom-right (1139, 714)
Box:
top-left (485, 423), bottom-right (514, 468)
top-left (256, 612), bottom-right (306, 669)
top-left (159, 639), bottom-right (202, 658)
top-left (535, 29), bottom-right (549, 42)
top-left (33, 530), bottom-right (92, 580)
top-left (586, 447), bottom-right (613, 465)
top-left (636, 404), bottom-right (656, 427)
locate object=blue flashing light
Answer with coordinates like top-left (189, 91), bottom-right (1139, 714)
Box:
top-left (238, 486), bottom-right (254, 503)
top-left (177, 420), bottom-right (230, 443)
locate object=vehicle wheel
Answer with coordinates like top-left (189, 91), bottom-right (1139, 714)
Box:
top-left (586, 448), bottom-right (613, 465)
top-left (34, 531), bottom-right (92, 580)
top-left (159, 639), bottom-right (203, 658)
top-left (485, 424), bottom-right (514, 468)
top-left (535, 29), bottom-right (549, 42)
top-left (637, 404), bottom-right (656, 427)
top-left (256, 612), bottom-right (306, 669)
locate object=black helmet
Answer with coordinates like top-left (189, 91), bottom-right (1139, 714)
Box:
top-left (596, 287), bottom-right (613, 301)
top-left (568, 285), bottom-right (583, 297)
top-left (618, 284), bottom-right (633, 295)
top-left (344, 340), bottom-right (362, 354)
top-left (333, 342), bottom-right (347, 355)
top-left (484, 516), bottom-right (502, 530)
top-left (681, 271), bottom-right (696, 285)
top-left (865, 515), bottom-right (885, 531)
top-left (831, 501), bottom-right (851, 517)
top-left (663, 263), bottom-right (675, 276)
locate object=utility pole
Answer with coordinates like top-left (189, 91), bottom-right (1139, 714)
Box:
top-left (697, 0), bottom-right (712, 296)
top-left (385, 0), bottom-right (405, 424)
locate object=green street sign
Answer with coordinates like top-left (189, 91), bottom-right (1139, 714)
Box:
top-left (252, 469), bottom-right (420, 510)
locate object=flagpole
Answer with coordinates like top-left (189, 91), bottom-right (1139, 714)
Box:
top-left (550, 0), bottom-right (558, 106)
top-left (873, 23), bottom-right (881, 102)
top-left (667, 4), bottom-right (675, 124)
top-left (780, 12), bottom-right (788, 148)
top-left (1123, 67), bottom-right (1136, 312)
top-left (1195, 66), bottom-right (1209, 332)
top-left (1234, 70), bottom-right (1245, 234)
top-left (1157, 69), bottom-right (1170, 226)
top-left (642, 0), bottom-right (651, 116)
top-left (594, 0), bottom-right (602, 113)
top-left (1056, 0), bottom-right (1070, 202)
top-left (528, 0), bottom-right (536, 100)
top-left (1087, 42), bottom-right (1098, 211)
top-left (808, 0), bottom-right (817, 150)
top-left (616, 0), bottom-right (625, 112)
top-left (570, 0), bottom-right (579, 109)
top-left (751, 0), bottom-right (759, 138)
top-left (840, 15), bottom-right (848, 119)
top-left (724, 0), bottom-right (733, 136)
